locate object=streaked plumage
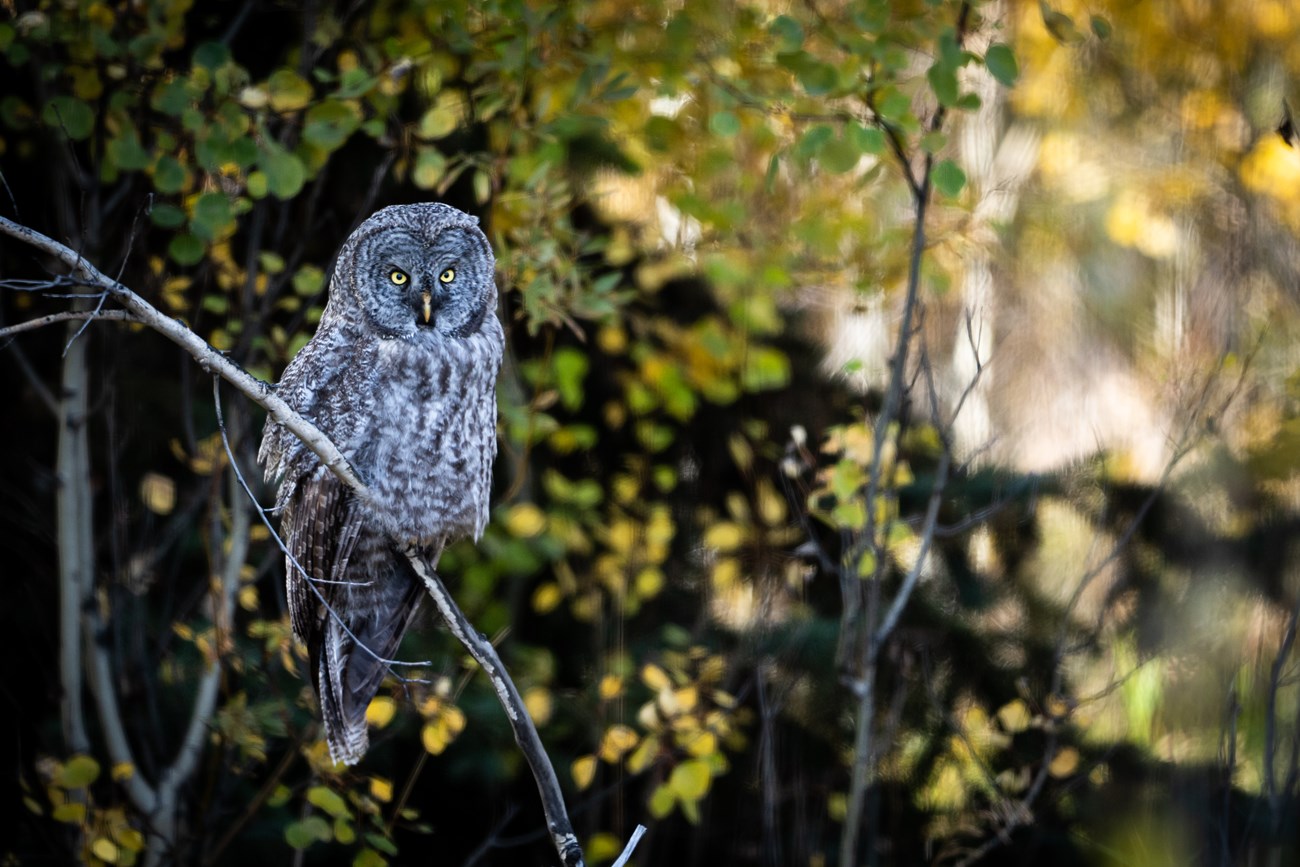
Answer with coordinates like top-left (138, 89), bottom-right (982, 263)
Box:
top-left (259, 203), bottom-right (503, 764)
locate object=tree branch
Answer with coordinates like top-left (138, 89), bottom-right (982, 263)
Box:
top-left (0, 215), bottom-right (367, 494)
top-left (403, 550), bottom-right (585, 867)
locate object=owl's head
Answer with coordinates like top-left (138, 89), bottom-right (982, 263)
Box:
top-left (332, 203), bottom-right (496, 340)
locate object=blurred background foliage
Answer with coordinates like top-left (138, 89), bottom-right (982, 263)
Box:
top-left (1, 0), bottom-right (1299, 865)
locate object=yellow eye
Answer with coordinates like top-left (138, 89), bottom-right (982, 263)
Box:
top-left (439, 268), bottom-right (455, 284)
top-left (389, 269), bottom-right (408, 285)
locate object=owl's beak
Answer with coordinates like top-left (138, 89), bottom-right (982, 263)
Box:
top-left (421, 291), bottom-right (432, 324)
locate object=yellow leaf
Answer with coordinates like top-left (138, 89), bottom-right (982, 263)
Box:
top-left (238, 585), bottom-right (259, 611)
top-left (422, 721), bottom-right (448, 755)
top-left (673, 686), bottom-right (699, 713)
top-left (703, 522), bottom-right (744, 552)
top-left (59, 754), bottom-right (101, 788)
top-left (668, 758), bottom-right (711, 801)
top-left (267, 69), bottom-right (313, 112)
top-left (627, 735), bottom-right (659, 773)
top-left (607, 518), bottom-right (638, 553)
top-left (524, 687), bottom-right (553, 726)
top-left (648, 783), bottom-right (676, 818)
top-left (111, 762), bottom-right (135, 782)
top-left (91, 837), bottom-right (120, 863)
top-left (598, 674), bottom-right (624, 700)
top-left (828, 792), bottom-right (847, 822)
top-left (139, 472), bottom-right (176, 515)
top-left (634, 566), bottom-right (664, 599)
top-left (996, 699), bottom-right (1032, 734)
top-left (598, 725), bottom-right (639, 762)
top-left (711, 557), bottom-right (739, 591)
top-left (369, 776), bottom-right (393, 803)
top-left (52, 802), bottom-right (86, 823)
top-left (118, 827), bottom-right (145, 852)
top-left (1049, 747), bottom-right (1080, 778)
top-left (532, 582), bottom-right (562, 615)
top-left (586, 832), bottom-right (622, 862)
top-left (596, 325), bottom-right (627, 354)
top-left (506, 503), bottom-right (546, 538)
top-left (366, 696), bottom-right (397, 729)
top-left (571, 755), bottom-right (597, 790)
top-left (641, 664), bottom-right (671, 691)
top-left (443, 706), bottom-right (466, 736)
top-left (682, 729), bottom-right (717, 758)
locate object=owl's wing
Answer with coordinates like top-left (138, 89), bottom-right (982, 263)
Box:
top-left (281, 470), bottom-right (363, 642)
top-left (282, 470), bottom-right (427, 765)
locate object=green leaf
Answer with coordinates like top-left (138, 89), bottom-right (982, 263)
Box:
top-left (353, 849), bottom-right (388, 867)
top-left (58, 755), bottom-right (101, 788)
top-left (920, 131), bottom-right (949, 153)
top-left (847, 123), bottom-right (885, 155)
top-left (193, 41), bottom-right (230, 71)
top-left (335, 68), bottom-right (376, 98)
top-left (107, 129), bottom-right (151, 171)
top-left (169, 233), bottom-right (205, 266)
top-left (769, 15), bottom-right (804, 50)
top-left (764, 152), bottom-right (781, 193)
top-left (152, 79), bottom-right (194, 116)
top-left (927, 63), bottom-right (959, 107)
top-left (984, 44), bottom-right (1019, 87)
top-left (412, 148), bottom-right (447, 190)
top-left (284, 816), bottom-right (332, 849)
top-left (153, 156), bottom-right (189, 194)
top-left (554, 347), bottom-right (589, 411)
top-left (1039, 1), bottom-right (1082, 43)
top-left (293, 265), bottom-right (325, 296)
top-left (875, 89), bottom-right (912, 124)
top-left (246, 171), bottom-right (269, 199)
top-left (932, 159), bottom-right (967, 197)
top-left (42, 97), bottom-right (94, 140)
top-left (306, 785), bottom-right (350, 819)
top-left (668, 758), bottom-right (711, 801)
top-left (202, 294), bottom-right (228, 314)
top-left (708, 110), bottom-right (740, 137)
top-left (302, 99), bottom-right (360, 150)
top-left (742, 346), bottom-right (790, 391)
top-left (191, 193), bottom-right (232, 242)
top-left (267, 69), bottom-right (313, 112)
top-left (150, 204), bottom-right (186, 229)
top-left (819, 136), bottom-right (860, 174)
top-left (798, 62), bottom-right (839, 97)
top-left (418, 92), bottom-right (464, 140)
top-left (648, 784), bottom-right (676, 818)
top-left (259, 146), bottom-right (305, 199)
top-left (794, 124), bottom-right (834, 160)
top-left (365, 833), bottom-right (399, 856)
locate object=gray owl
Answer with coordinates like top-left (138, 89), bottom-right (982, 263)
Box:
top-left (258, 203), bottom-right (504, 765)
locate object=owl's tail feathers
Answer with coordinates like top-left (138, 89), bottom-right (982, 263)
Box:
top-left (315, 581), bottom-right (425, 766)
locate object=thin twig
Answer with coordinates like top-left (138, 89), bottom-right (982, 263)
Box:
top-left (611, 825), bottom-right (648, 867)
top-left (0, 308), bottom-right (135, 340)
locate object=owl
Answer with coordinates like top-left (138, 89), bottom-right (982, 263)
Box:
top-left (258, 203), bottom-right (504, 765)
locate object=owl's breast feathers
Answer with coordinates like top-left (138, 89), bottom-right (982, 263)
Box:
top-left (365, 317), bottom-right (503, 544)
